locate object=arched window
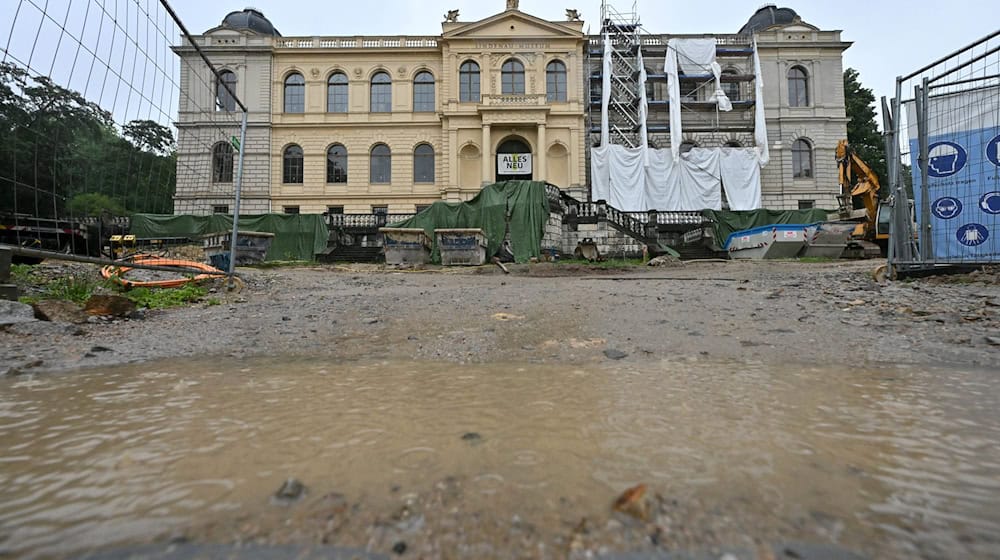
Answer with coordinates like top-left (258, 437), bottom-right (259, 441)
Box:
top-left (212, 142), bottom-right (233, 182)
top-left (327, 144), bottom-right (347, 183)
top-left (792, 139), bottom-right (813, 178)
top-left (413, 144), bottom-right (434, 183)
top-left (370, 72), bottom-right (392, 112)
top-left (502, 59), bottom-right (525, 95)
top-left (284, 73), bottom-right (305, 113)
top-left (724, 140), bottom-right (743, 147)
top-left (327, 72), bottom-right (348, 113)
top-left (370, 143), bottom-right (391, 183)
top-left (546, 60), bottom-right (567, 102)
top-left (788, 66), bottom-right (809, 107)
top-left (721, 68), bottom-right (740, 101)
top-left (459, 61), bottom-right (480, 102)
top-left (679, 141), bottom-right (698, 154)
top-left (413, 71), bottom-right (435, 112)
top-left (216, 70), bottom-right (237, 112)
top-left (283, 144), bottom-right (304, 184)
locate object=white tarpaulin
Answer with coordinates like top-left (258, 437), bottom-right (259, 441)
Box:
top-left (599, 33), bottom-right (612, 148)
top-left (672, 38), bottom-right (717, 74)
top-left (720, 148), bottom-right (762, 210)
top-left (664, 42), bottom-right (683, 161)
top-left (753, 39), bottom-right (770, 166)
top-left (592, 145), bottom-right (762, 211)
top-left (591, 36), bottom-right (766, 212)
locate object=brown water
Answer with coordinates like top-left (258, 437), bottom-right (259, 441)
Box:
top-left (1, 357), bottom-right (998, 559)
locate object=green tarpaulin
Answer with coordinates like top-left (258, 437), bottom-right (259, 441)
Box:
top-left (390, 180), bottom-right (549, 264)
top-left (129, 213), bottom-right (329, 261)
top-left (701, 208), bottom-right (834, 249)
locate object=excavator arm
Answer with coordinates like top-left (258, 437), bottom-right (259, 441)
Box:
top-left (836, 140), bottom-right (881, 240)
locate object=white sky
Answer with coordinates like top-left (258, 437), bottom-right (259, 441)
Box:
top-left (2, 0), bottom-right (996, 128)
top-left (163, 0), bottom-right (999, 119)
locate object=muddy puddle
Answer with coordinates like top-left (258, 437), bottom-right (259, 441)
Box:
top-left (1, 357), bottom-right (998, 559)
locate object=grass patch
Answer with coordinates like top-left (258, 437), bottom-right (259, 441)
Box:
top-left (19, 273), bottom-right (104, 305)
top-left (123, 283), bottom-right (207, 309)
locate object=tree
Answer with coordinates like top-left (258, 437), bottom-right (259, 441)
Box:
top-left (844, 68), bottom-right (887, 195)
top-left (123, 119), bottom-right (175, 155)
top-left (0, 62), bottom-right (176, 217)
top-left (67, 192), bottom-right (125, 216)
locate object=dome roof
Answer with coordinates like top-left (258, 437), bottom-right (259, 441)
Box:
top-left (220, 8), bottom-right (280, 36)
top-left (739, 4), bottom-right (800, 34)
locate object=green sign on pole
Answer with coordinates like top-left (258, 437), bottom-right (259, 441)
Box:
top-left (230, 136), bottom-right (240, 150)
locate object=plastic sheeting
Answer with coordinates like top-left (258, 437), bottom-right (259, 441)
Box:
top-left (672, 38), bottom-right (717, 74)
top-left (664, 42), bottom-right (683, 161)
top-left (129, 213), bottom-right (329, 261)
top-left (599, 33), bottom-right (612, 148)
top-left (390, 180), bottom-right (548, 264)
top-left (753, 39), bottom-right (770, 166)
top-left (592, 145), bottom-right (762, 211)
top-left (719, 148), bottom-right (761, 211)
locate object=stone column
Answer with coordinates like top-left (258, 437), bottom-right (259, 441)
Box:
top-left (536, 123), bottom-right (546, 182)
top-left (481, 124), bottom-right (492, 185)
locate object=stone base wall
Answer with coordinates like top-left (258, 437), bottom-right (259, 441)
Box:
top-left (563, 221), bottom-right (644, 259)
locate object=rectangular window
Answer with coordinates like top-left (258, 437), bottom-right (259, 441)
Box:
top-left (327, 205), bottom-right (344, 215)
top-left (415, 205), bottom-right (430, 213)
top-left (413, 83), bottom-right (435, 112)
top-left (212, 205), bottom-right (229, 214)
top-left (371, 83), bottom-right (391, 112)
top-left (798, 200), bottom-right (815, 210)
top-left (284, 206), bottom-right (300, 214)
top-left (371, 205), bottom-right (388, 215)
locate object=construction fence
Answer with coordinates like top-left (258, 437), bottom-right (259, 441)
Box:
top-left (884, 31), bottom-right (1000, 272)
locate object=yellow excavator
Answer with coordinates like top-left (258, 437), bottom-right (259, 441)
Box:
top-left (833, 139), bottom-right (892, 257)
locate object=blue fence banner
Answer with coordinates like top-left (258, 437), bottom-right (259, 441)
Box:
top-left (908, 88), bottom-right (1000, 262)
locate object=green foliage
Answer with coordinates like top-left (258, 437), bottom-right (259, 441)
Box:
top-left (67, 193), bottom-right (125, 216)
top-left (22, 273), bottom-right (103, 304)
top-left (123, 284), bottom-right (207, 309)
top-left (844, 68), bottom-right (888, 194)
top-left (0, 62), bottom-right (176, 218)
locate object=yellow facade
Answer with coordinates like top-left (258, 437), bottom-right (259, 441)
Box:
top-left (269, 7), bottom-right (587, 214)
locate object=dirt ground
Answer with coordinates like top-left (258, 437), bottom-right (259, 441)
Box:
top-left (3, 259), bottom-right (1000, 560)
top-left (2, 259), bottom-right (998, 374)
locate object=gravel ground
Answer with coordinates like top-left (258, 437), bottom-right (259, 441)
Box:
top-left (3, 258), bottom-right (999, 560)
top-left (2, 259), bottom-right (998, 374)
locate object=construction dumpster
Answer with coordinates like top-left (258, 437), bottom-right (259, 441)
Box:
top-left (800, 223), bottom-right (853, 258)
top-left (724, 224), bottom-right (807, 260)
top-left (435, 228), bottom-right (487, 266)
top-left (379, 227), bottom-right (431, 265)
top-left (202, 230), bottom-right (275, 268)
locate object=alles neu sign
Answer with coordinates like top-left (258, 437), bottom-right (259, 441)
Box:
top-left (497, 153), bottom-right (531, 175)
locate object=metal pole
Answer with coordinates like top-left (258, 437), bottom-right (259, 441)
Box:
top-left (227, 110), bottom-right (249, 288)
top-left (881, 95), bottom-right (897, 268)
top-left (891, 76), bottom-right (916, 265)
top-left (916, 79), bottom-right (933, 262)
top-left (159, 0), bottom-right (247, 112)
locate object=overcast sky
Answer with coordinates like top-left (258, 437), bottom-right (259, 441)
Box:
top-left (2, 0), bottom-right (996, 129)
top-left (162, 0), bottom-right (998, 118)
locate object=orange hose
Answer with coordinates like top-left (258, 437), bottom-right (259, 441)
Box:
top-left (101, 254), bottom-right (226, 288)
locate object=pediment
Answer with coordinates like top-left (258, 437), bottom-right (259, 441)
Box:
top-left (444, 11), bottom-right (582, 40)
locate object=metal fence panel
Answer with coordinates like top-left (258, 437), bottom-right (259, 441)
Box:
top-left (887, 31), bottom-right (1000, 271)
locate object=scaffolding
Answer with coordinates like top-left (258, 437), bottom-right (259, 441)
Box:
top-left (587, 0), bottom-right (759, 153)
